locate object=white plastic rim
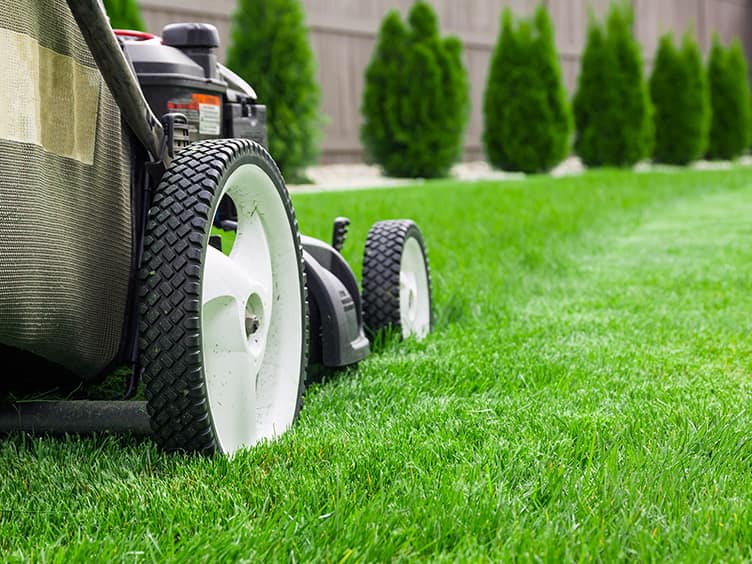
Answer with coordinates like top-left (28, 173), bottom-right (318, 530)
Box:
top-left (399, 236), bottom-right (431, 340)
top-left (201, 163), bottom-right (303, 455)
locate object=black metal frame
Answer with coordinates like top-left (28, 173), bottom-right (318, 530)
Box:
top-left (67, 0), bottom-right (166, 165)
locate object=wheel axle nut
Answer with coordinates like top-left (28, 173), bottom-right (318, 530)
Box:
top-left (245, 314), bottom-right (261, 336)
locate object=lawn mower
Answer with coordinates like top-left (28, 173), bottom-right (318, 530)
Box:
top-left (0, 0), bottom-right (432, 454)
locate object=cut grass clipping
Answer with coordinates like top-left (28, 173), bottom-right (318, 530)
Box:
top-left (3, 167), bottom-right (752, 560)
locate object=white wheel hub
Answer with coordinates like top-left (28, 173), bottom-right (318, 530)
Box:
top-left (399, 236), bottom-right (430, 340)
top-left (201, 164), bottom-right (302, 454)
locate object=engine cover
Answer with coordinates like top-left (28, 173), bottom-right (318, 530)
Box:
top-left (120, 25), bottom-right (268, 147)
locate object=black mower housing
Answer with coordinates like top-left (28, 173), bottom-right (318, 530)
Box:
top-left (121, 24), bottom-right (268, 147)
top-left (302, 237), bottom-right (370, 367)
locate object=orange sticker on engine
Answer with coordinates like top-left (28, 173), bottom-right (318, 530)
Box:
top-left (192, 94), bottom-right (220, 106)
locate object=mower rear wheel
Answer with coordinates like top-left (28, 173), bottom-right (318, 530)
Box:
top-left (139, 139), bottom-right (307, 455)
top-left (362, 220), bottom-right (432, 340)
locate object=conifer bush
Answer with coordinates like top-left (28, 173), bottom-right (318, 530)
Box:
top-left (103, 0), bottom-right (145, 31)
top-left (650, 33), bottom-right (710, 165)
top-left (441, 36), bottom-right (471, 163)
top-left (707, 36), bottom-right (751, 160)
top-left (361, 2), bottom-right (469, 178)
top-left (683, 33), bottom-right (712, 159)
top-left (227, 0), bottom-right (321, 182)
top-left (482, 6), bottom-right (571, 173)
top-left (574, 4), bottom-right (653, 167)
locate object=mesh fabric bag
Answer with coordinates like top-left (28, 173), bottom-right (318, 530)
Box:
top-left (0, 0), bottom-right (133, 380)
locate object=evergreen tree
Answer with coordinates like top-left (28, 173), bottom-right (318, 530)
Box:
top-left (441, 36), bottom-right (471, 163)
top-left (103, 0), bottom-right (145, 31)
top-left (361, 2), bottom-right (469, 178)
top-left (361, 12), bottom-right (407, 174)
top-left (728, 39), bottom-right (752, 148)
top-left (574, 3), bottom-right (652, 167)
top-left (608, 4), bottom-right (653, 162)
top-left (573, 20), bottom-right (618, 166)
top-left (483, 10), bottom-right (519, 170)
top-left (483, 5), bottom-right (571, 173)
top-left (227, 0), bottom-right (321, 182)
top-left (708, 35), bottom-right (750, 160)
top-left (682, 33), bottom-right (712, 160)
top-left (534, 4), bottom-right (572, 162)
top-left (707, 36), bottom-right (751, 160)
top-left (650, 33), bottom-right (710, 164)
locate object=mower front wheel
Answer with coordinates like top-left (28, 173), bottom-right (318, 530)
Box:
top-left (139, 139), bottom-right (307, 455)
top-left (362, 220), bottom-right (432, 340)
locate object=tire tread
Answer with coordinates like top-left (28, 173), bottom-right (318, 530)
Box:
top-left (139, 139), bottom-right (307, 453)
top-left (361, 220), bottom-right (432, 336)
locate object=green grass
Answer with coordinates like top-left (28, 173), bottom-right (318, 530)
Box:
top-left (3, 167), bottom-right (752, 561)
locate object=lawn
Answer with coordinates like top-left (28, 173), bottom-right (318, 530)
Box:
top-left (3, 167), bottom-right (752, 561)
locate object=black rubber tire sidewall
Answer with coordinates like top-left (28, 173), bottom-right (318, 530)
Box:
top-left (361, 220), bottom-right (433, 337)
top-left (139, 139), bottom-right (307, 454)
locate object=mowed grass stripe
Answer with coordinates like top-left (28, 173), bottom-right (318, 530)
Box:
top-left (1, 168), bottom-right (751, 561)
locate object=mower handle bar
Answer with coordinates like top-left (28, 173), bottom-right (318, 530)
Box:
top-left (66, 0), bottom-right (167, 165)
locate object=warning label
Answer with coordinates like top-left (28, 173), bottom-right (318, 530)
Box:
top-left (199, 103), bottom-right (221, 135)
top-left (167, 93), bottom-right (222, 138)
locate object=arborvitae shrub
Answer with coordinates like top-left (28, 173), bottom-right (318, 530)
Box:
top-left (441, 36), bottom-right (471, 163)
top-left (103, 0), bottom-right (145, 31)
top-left (650, 33), bottom-right (710, 164)
top-left (574, 3), bottom-right (653, 167)
top-left (227, 0), bottom-right (321, 182)
top-left (534, 6), bottom-right (572, 163)
top-left (609, 4), bottom-right (654, 161)
top-left (361, 12), bottom-right (408, 176)
top-left (483, 6), bottom-right (571, 173)
top-left (707, 36), bottom-right (751, 160)
top-left (727, 40), bottom-right (752, 151)
top-left (572, 23), bottom-right (613, 167)
top-left (682, 34), bottom-right (712, 160)
top-left (361, 2), bottom-right (469, 178)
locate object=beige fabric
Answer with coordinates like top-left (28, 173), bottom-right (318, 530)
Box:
top-left (0, 0), bottom-right (133, 380)
top-left (0, 28), bottom-right (100, 165)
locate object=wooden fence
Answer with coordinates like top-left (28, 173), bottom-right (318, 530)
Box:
top-left (138, 0), bottom-right (752, 162)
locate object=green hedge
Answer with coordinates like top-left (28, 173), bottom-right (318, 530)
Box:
top-left (226, 0), bottom-right (321, 182)
top-left (103, 0), bottom-right (145, 31)
top-left (650, 33), bottom-right (710, 165)
top-left (707, 36), bottom-right (751, 160)
top-left (483, 6), bottom-right (571, 173)
top-left (573, 3), bottom-right (653, 167)
top-left (361, 2), bottom-right (469, 179)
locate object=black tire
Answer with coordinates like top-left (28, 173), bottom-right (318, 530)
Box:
top-left (361, 220), bottom-right (433, 339)
top-left (138, 139), bottom-right (307, 454)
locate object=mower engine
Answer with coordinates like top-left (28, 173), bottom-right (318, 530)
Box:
top-left (119, 24), bottom-right (268, 147)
